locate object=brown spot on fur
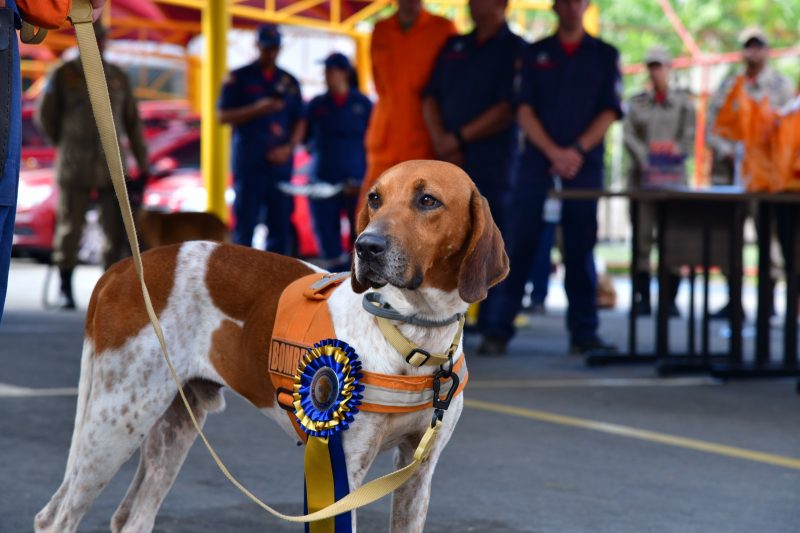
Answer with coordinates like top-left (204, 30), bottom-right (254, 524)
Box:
top-left (87, 245), bottom-right (179, 354)
top-left (205, 245), bottom-right (314, 408)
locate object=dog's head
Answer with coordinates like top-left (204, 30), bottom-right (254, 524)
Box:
top-left (352, 160), bottom-right (509, 303)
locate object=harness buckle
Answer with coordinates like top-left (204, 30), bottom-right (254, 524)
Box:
top-left (431, 363), bottom-right (459, 414)
top-left (405, 347), bottom-right (432, 366)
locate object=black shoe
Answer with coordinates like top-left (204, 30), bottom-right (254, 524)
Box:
top-left (633, 271), bottom-right (652, 316)
top-left (56, 291), bottom-right (76, 310)
top-left (57, 268), bottom-right (76, 310)
top-left (570, 337), bottom-right (618, 356)
top-left (709, 302), bottom-right (730, 320)
top-left (633, 300), bottom-right (652, 316)
top-left (709, 302), bottom-right (747, 321)
top-left (668, 303), bottom-right (680, 318)
top-left (477, 336), bottom-right (508, 356)
top-left (528, 302), bottom-right (546, 315)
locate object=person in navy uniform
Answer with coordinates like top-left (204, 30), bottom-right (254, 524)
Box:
top-left (305, 53), bottom-right (372, 271)
top-left (218, 24), bottom-right (306, 254)
top-left (422, 0), bottom-right (525, 223)
top-left (422, 0), bottom-right (525, 334)
top-left (479, 0), bottom-right (623, 356)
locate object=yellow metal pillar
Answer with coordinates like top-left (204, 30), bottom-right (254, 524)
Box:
top-left (354, 32), bottom-right (372, 94)
top-left (201, 0), bottom-right (230, 223)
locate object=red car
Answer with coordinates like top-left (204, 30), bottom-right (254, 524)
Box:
top-left (14, 122), bottom-right (332, 262)
top-left (13, 122), bottom-right (204, 263)
top-left (143, 139), bottom-right (323, 258)
top-left (20, 104), bottom-right (55, 171)
top-left (18, 99), bottom-right (197, 172)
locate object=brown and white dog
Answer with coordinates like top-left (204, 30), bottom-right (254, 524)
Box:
top-left (34, 160), bottom-right (508, 533)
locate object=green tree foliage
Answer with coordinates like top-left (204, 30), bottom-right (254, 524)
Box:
top-left (596, 0), bottom-right (800, 64)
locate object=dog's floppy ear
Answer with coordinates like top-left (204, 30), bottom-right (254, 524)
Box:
top-left (457, 189), bottom-right (509, 303)
top-left (350, 203), bottom-right (371, 293)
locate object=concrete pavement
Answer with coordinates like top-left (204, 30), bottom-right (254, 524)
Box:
top-left (1, 259), bottom-right (798, 532)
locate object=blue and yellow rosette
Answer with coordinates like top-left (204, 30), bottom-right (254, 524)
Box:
top-left (293, 339), bottom-right (363, 533)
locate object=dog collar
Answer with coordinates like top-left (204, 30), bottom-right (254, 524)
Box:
top-left (374, 313), bottom-right (465, 367)
top-left (362, 292), bottom-right (464, 327)
top-left (363, 293), bottom-right (466, 367)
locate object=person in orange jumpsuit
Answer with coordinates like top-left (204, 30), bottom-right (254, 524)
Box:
top-left (360, 0), bottom-right (456, 200)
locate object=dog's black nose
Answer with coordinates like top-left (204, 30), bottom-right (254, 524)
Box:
top-left (355, 233), bottom-right (387, 260)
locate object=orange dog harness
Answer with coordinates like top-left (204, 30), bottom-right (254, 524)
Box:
top-left (268, 272), bottom-right (468, 441)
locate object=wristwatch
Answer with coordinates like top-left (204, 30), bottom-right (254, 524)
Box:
top-left (573, 141), bottom-right (588, 158)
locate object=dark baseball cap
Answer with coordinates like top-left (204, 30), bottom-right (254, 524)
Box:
top-left (257, 24), bottom-right (281, 48)
top-left (323, 52), bottom-right (351, 70)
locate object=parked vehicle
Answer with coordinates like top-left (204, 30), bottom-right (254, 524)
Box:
top-left (14, 121), bottom-right (336, 263)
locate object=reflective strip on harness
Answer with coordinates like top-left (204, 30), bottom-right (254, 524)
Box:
top-left (359, 357), bottom-right (468, 413)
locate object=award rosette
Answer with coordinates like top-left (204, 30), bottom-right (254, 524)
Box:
top-left (293, 339), bottom-right (364, 533)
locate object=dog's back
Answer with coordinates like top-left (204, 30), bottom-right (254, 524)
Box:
top-left (136, 210), bottom-right (230, 250)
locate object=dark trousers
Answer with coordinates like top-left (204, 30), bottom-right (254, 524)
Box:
top-left (481, 185), bottom-right (599, 344)
top-left (530, 221), bottom-right (557, 304)
top-left (233, 172), bottom-right (293, 255)
top-left (472, 180), bottom-right (509, 332)
top-left (310, 193), bottom-right (356, 268)
top-left (0, 205), bottom-right (15, 322)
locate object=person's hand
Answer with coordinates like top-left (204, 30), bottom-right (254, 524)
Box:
top-left (343, 180), bottom-right (361, 196)
top-left (650, 140), bottom-right (679, 156)
top-left (549, 147), bottom-right (583, 179)
top-left (267, 144), bottom-right (293, 165)
top-left (433, 132), bottom-right (460, 159)
top-left (91, 0), bottom-right (106, 21)
top-left (252, 97), bottom-right (284, 116)
top-left (444, 148), bottom-right (465, 167)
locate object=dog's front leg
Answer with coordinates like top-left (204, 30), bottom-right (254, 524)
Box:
top-left (389, 396), bottom-right (463, 533)
top-left (342, 413), bottom-right (385, 532)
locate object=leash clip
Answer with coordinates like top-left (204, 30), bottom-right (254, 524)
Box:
top-left (431, 355), bottom-right (459, 427)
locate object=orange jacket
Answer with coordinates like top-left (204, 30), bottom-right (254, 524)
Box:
top-left (17, 0), bottom-right (72, 29)
top-left (773, 99), bottom-right (800, 191)
top-left (714, 75), bottom-right (780, 191)
top-left (363, 9), bottom-right (456, 189)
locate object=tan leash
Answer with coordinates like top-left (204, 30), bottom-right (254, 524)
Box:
top-left (65, 0), bottom-right (443, 522)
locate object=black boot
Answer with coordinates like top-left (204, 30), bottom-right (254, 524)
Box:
top-left (633, 272), bottom-right (651, 316)
top-left (57, 268), bottom-right (76, 310)
top-left (667, 274), bottom-right (681, 318)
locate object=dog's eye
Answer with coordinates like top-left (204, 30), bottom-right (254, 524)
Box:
top-left (367, 192), bottom-right (381, 209)
top-left (418, 194), bottom-right (441, 209)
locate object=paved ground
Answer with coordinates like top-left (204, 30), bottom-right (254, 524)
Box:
top-left (1, 259), bottom-right (799, 532)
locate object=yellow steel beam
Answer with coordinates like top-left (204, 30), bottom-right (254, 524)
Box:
top-left (201, 0), bottom-right (230, 223)
top-left (342, 0), bottom-right (391, 27)
top-left (111, 15), bottom-right (201, 34)
top-left (273, 0), bottom-right (326, 20)
top-left (354, 32), bottom-right (371, 93)
top-left (151, 0), bottom-right (204, 9)
top-left (229, 4), bottom-right (359, 36)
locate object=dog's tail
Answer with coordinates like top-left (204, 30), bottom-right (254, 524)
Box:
top-left (63, 335), bottom-right (95, 480)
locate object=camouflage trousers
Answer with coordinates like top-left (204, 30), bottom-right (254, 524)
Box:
top-left (53, 185), bottom-right (129, 270)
